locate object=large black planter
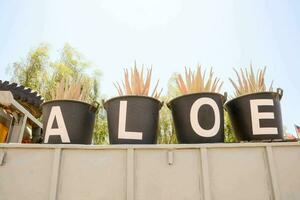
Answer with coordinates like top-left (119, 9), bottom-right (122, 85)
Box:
top-left (42, 100), bottom-right (98, 144)
top-left (168, 92), bottom-right (226, 144)
top-left (224, 89), bottom-right (284, 141)
top-left (104, 96), bottom-right (162, 144)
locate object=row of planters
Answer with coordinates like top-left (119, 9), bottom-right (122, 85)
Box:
top-left (42, 65), bottom-right (284, 144)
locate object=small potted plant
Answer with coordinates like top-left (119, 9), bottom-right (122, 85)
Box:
top-left (225, 65), bottom-right (283, 141)
top-left (167, 66), bottom-right (226, 143)
top-left (104, 63), bottom-right (162, 144)
top-left (42, 76), bottom-right (99, 144)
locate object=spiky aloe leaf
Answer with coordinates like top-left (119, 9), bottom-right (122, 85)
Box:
top-left (175, 66), bottom-right (223, 94)
top-left (114, 63), bottom-right (161, 98)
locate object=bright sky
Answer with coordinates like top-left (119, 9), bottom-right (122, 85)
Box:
top-left (1, 0), bottom-right (300, 134)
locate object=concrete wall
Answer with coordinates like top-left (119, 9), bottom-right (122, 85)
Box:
top-left (0, 142), bottom-right (299, 200)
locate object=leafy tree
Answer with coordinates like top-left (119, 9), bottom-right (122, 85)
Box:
top-left (8, 43), bottom-right (108, 144)
top-left (157, 75), bottom-right (179, 144)
top-left (93, 108), bottom-right (109, 144)
top-left (224, 112), bottom-right (237, 142)
top-left (10, 43), bottom-right (49, 93)
top-left (157, 96), bottom-right (178, 144)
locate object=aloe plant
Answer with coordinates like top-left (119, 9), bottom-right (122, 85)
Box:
top-left (114, 63), bottom-right (162, 98)
top-left (175, 66), bottom-right (223, 95)
top-left (51, 76), bottom-right (90, 102)
top-left (229, 65), bottom-right (273, 97)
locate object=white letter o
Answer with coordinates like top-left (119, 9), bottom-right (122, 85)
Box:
top-left (190, 98), bottom-right (220, 137)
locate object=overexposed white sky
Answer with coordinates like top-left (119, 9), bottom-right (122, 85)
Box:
top-left (1, 0), bottom-right (300, 133)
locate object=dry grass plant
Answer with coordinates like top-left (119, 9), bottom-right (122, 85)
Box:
top-left (114, 63), bottom-right (162, 98)
top-left (176, 66), bottom-right (223, 95)
top-left (229, 65), bottom-right (273, 97)
top-left (52, 76), bottom-right (89, 102)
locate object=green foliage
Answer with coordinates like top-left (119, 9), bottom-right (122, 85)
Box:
top-left (93, 109), bottom-right (109, 144)
top-left (156, 75), bottom-right (180, 144)
top-left (8, 43), bottom-right (107, 144)
top-left (167, 73), bottom-right (182, 98)
top-left (10, 43), bottom-right (49, 93)
top-left (224, 111), bottom-right (237, 143)
top-left (157, 97), bottom-right (178, 144)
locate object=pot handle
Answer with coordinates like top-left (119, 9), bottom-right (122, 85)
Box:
top-left (166, 102), bottom-right (171, 109)
top-left (277, 88), bottom-right (283, 100)
top-left (90, 101), bottom-right (100, 112)
top-left (160, 101), bottom-right (164, 109)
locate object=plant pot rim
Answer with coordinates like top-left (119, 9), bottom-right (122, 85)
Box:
top-left (168, 92), bottom-right (226, 105)
top-left (104, 95), bottom-right (161, 104)
top-left (224, 90), bottom-right (282, 107)
top-left (42, 99), bottom-right (96, 108)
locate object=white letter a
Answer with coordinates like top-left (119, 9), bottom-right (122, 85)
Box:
top-left (44, 106), bottom-right (71, 143)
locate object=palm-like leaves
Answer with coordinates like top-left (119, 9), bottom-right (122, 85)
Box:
top-left (114, 63), bottom-right (162, 98)
top-left (176, 66), bottom-right (223, 94)
top-left (229, 65), bottom-right (273, 97)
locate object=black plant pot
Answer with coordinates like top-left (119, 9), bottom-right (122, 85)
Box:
top-left (168, 92), bottom-right (226, 144)
top-left (42, 100), bottom-right (98, 144)
top-left (104, 95), bottom-right (162, 144)
top-left (224, 89), bottom-right (284, 141)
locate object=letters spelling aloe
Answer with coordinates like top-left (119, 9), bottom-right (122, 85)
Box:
top-left (42, 64), bottom-right (284, 144)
